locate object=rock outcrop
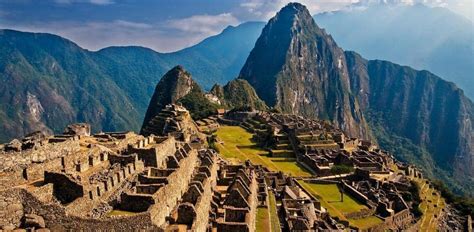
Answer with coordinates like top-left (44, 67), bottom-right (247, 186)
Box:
top-left (141, 65), bottom-right (199, 132)
top-left (141, 66), bottom-right (219, 132)
top-left (64, 123), bottom-right (91, 136)
top-left (211, 79), bottom-right (267, 110)
top-left (239, 3), bottom-right (371, 139)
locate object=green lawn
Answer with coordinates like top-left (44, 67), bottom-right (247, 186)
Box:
top-left (348, 216), bottom-right (384, 229)
top-left (106, 210), bottom-right (136, 216)
top-left (303, 183), bottom-right (367, 214)
top-left (268, 191), bottom-right (281, 232)
top-left (215, 126), bottom-right (311, 177)
top-left (298, 181), bottom-right (383, 229)
top-left (256, 208), bottom-right (270, 232)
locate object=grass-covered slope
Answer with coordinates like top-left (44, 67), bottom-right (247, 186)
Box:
top-left (215, 125), bottom-right (311, 177)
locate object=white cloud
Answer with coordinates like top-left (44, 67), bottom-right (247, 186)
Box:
top-left (89, 0), bottom-right (114, 5)
top-left (0, 19), bottom-right (172, 51)
top-left (54, 0), bottom-right (114, 5)
top-left (113, 20), bottom-right (152, 29)
top-left (238, 0), bottom-right (358, 20)
top-left (2, 0), bottom-right (470, 53)
top-left (237, 0), bottom-right (472, 21)
top-left (167, 13), bottom-right (239, 34)
top-left (0, 15), bottom-right (238, 53)
top-left (444, 0), bottom-right (473, 20)
top-left (345, 0), bottom-right (472, 20)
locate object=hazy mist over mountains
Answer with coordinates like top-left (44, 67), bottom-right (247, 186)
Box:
top-left (315, 3), bottom-right (474, 99)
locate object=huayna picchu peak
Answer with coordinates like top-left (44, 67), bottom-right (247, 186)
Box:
top-left (0, 1), bottom-right (473, 231)
top-left (239, 2), bottom-right (372, 140)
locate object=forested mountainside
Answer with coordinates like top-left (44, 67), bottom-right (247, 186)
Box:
top-left (0, 22), bottom-right (264, 142)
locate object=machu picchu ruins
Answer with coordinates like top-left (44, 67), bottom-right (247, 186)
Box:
top-left (0, 3), bottom-right (472, 231)
top-left (0, 103), bottom-right (471, 231)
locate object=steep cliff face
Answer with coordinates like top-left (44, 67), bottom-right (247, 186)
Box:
top-left (141, 65), bottom-right (199, 132)
top-left (346, 51), bottom-right (474, 193)
top-left (239, 3), bottom-right (371, 139)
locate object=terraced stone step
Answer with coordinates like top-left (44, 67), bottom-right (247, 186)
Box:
top-left (275, 143), bottom-right (291, 150)
top-left (269, 149), bottom-right (295, 158)
top-left (246, 119), bottom-right (266, 129)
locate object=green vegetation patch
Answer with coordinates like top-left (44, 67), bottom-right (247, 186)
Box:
top-left (178, 88), bottom-right (219, 120)
top-left (348, 216), bottom-right (384, 230)
top-left (106, 210), bottom-right (137, 216)
top-left (256, 207), bottom-right (270, 232)
top-left (215, 126), bottom-right (311, 177)
top-left (298, 181), bottom-right (384, 229)
top-left (268, 191), bottom-right (281, 232)
top-left (303, 183), bottom-right (367, 214)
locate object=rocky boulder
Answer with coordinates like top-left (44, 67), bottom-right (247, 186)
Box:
top-left (4, 139), bottom-right (22, 152)
top-left (63, 123), bottom-right (91, 136)
top-left (23, 214), bottom-right (45, 229)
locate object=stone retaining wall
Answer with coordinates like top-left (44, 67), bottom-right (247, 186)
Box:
top-left (150, 148), bottom-right (199, 227)
top-left (0, 187), bottom-right (161, 231)
top-left (191, 155), bottom-right (218, 231)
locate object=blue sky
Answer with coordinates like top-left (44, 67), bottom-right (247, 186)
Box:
top-left (0, 0), bottom-right (472, 52)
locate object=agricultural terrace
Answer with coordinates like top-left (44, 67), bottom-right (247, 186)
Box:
top-left (214, 126), bottom-right (311, 177)
top-left (413, 177), bottom-right (445, 231)
top-left (298, 181), bottom-right (383, 229)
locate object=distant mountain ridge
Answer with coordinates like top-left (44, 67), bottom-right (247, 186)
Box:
top-left (0, 22), bottom-right (264, 142)
top-left (315, 4), bottom-right (474, 99)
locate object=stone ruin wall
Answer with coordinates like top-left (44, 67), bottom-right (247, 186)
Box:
top-left (63, 159), bottom-right (143, 217)
top-left (189, 155), bottom-right (218, 231)
top-left (0, 187), bottom-right (160, 231)
top-left (150, 148), bottom-right (199, 228)
top-left (340, 181), bottom-right (370, 205)
top-left (0, 188), bottom-right (24, 228)
top-left (0, 140), bottom-right (80, 190)
top-left (0, 132), bottom-right (187, 231)
top-left (247, 171), bottom-right (258, 232)
top-left (0, 164), bottom-right (156, 231)
top-left (127, 136), bottom-right (176, 168)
